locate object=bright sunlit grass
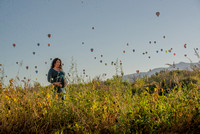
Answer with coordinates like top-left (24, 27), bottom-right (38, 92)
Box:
top-left (0, 69), bottom-right (200, 133)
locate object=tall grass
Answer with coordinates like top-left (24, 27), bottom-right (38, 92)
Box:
top-left (0, 68), bottom-right (200, 133)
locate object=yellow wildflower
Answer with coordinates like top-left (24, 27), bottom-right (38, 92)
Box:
top-left (103, 105), bottom-right (107, 110)
top-left (91, 101), bottom-right (97, 111)
top-left (55, 94), bottom-right (58, 99)
top-left (37, 102), bottom-right (41, 107)
top-left (146, 87), bottom-right (149, 92)
top-left (47, 93), bottom-right (50, 99)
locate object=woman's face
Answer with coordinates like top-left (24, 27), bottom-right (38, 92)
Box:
top-left (54, 60), bottom-right (61, 68)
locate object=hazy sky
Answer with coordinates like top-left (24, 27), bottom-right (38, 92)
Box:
top-left (0, 0), bottom-right (200, 86)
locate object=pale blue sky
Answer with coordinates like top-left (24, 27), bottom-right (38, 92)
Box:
top-left (0, 0), bottom-right (200, 86)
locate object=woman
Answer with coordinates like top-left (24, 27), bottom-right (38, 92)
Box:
top-left (47, 58), bottom-right (67, 100)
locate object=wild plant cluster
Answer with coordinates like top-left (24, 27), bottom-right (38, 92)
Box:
top-left (0, 69), bottom-right (200, 133)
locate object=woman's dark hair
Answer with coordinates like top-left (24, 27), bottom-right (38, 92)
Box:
top-left (51, 58), bottom-right (62, 69)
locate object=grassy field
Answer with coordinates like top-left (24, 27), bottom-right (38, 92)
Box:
top-left (0, 69), bottom-right (200, 133)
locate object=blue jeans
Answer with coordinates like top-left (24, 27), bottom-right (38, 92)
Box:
top-left (61, 87), bottom-right (66, 100)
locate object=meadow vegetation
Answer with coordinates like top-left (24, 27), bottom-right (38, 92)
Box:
top-left (0, 66), bottom-right (200, 133)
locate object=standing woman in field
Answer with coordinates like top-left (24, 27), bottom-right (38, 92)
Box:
top-left (47, 58), bottom-right (67, 100)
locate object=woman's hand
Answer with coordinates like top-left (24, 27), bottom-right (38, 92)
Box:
top-left (53, 82), bottom-right (62, 87)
